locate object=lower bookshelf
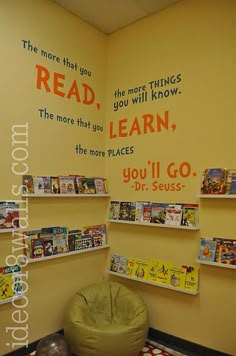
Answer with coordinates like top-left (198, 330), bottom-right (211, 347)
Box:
top-left (0, 294), bottom-right (25, 306)
top-left (25, 244), bottom-right (110, 264)
top-left (106, 270), bottom-right (199, 295)
top-left (196, 259), bottom-right (236, 269)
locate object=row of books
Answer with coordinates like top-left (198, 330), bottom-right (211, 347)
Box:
top-left (0, 264), bottom-right (23, 302)
top-left (0, 201), bottom-right (19, 229)
top-left (109, 201), bottom-right (199, 227)
top-left (22, 175), bottom-right (108, 195)
top-left (23, 224), bottom-right (107, 259)
top-left (200, 168), bottom-right (236, 194)
top-left (110, 254), bottom-right (199, 292)
top-left (198, 237), bottom-right (236, 265)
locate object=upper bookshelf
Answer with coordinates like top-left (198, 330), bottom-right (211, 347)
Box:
top-left (108, 219), bottom-right (199, 230)
top-left (0, 228), bottom-right (23, 234)
top-left (22, 193), bottom-right (110, 198)
top-left (196, 194), bottom-right (236, 199)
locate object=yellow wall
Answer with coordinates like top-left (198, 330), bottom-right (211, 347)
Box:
top-left (106, 0), bottom-right (235, 355)
top-left (0, 0), bottom-right (235, 355)
top-left (0, 1), bottom-right (108, 355)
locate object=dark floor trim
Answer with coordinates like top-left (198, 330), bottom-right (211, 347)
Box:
top-left (4, 327), bottom-right (232, 356)
top-left (148, 328), bottom-right (232, 356)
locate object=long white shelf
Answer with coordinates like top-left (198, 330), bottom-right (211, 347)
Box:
top-left (196, 259), bottom-right (236, 269)
top-left (196, 194), bottom-right (236, 199)
top-left (0, 228), bottom-right (23, 234)
top-left (108, 219), bottom-right (199, 230)
top-left (0, 294), bottom-right (24, 306)
top-left (106, 270), bottom-right (199, 295)
top-left (24, 244), bottom-right (110, 264)
top-left (22, 193), bottom-right (110, 198)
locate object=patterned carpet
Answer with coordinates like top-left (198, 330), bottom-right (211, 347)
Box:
top-left (27, 339), bottom-right (187, 356)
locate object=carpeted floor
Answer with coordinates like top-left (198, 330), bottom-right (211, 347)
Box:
top-left (27, 339), bottom-right (188, 356)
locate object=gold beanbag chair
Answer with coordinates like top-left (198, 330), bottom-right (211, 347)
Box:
top-left (64, 281), bottom-right (149, 356)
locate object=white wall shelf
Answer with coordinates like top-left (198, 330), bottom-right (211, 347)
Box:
top-left (22, 193), bottom-right (110, 198)
top-left (196, 194), bottom-right (236, 199)
top-left (0, 294), bottom-right (24, 306)
top-left (0, 228), bottom-right (23, 234)
top-left (106, 270), bottom-right (199, 295)
top-left (196, 259), bottom-right (236, 269)
top-left (24, 244), bottom-right (110, 264)
top-left (108, 219), bottom-right (199, 230)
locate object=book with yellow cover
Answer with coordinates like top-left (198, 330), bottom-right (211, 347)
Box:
top-left (156, 260), bottom-right (172, 285)
top-left (125, 258), bottom-right (136, 276)
top-left (182, 265), bottom-right (199, 292)
top-left (147, 260), bottom-right (159, 282)
top-left (132, 259), bottom-right (150, 280)
top-left (167, 265), bottom-right (186, 289)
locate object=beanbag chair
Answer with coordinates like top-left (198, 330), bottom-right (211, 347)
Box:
top-left (64, 280), bottom-right (149, 356)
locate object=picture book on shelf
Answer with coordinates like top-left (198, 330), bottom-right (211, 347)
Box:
top-left (58, 176), bottom-right (75, 194)
top-left (200, 168), bottom-right (227, 194)
top-left (198, 238), bottom-right (217, 262)
top-left (150, 203), bottom-right (167, 224)
top-left (147, 260), bottom-right (159, 282)
top-left (125, 258), bottom-right (136, 276)
top-left (0, 264), bottom-right (22, 301)
top-left (156, 261), bottom-right (172, 284)
top-left (167, 265), bottom-right (186, 289)
top-left (181, 204), bottom-right (199, 227)
top-left (31, 237), bottom-right (45, 259)
top-left (50, 177), bottom-right (60, 194)
top-left (119, 202), bottom-right (131, 221)
top-left (165, 204), bottom-right (183, 226)
top-left (23, 229), bottom-right (41, 258)
top-left (132, 259), bottom-right (150, 280)
top-left (0, 201), bottom-right (19, 229)
top-left (181, 265), bottom-right (199, 292)
top-left (109, 201), bottom-right (120, 220)
top-left (117, 255), bottom-right (128, 274)
top-left (110, 253), bottom-right (121, 272)
top-left (33, 176), bottom-right (45, 194)
top-left (82, 224), bottom-right (106, 247)
top-left (43, 176), bottom-right (51, 193)
top-left (22, 175), bottom-right (34, 194)
top-left (68, 229), bottom-right (82, 251)
top-left (140, 202), bottom-right (152, 223)
top-left (129, 202), bottom-right (136, 221)
top-left (135, 201), bottom-right (149, 222)
top-left (226, 169), bottom-right (236, 194)
top-left (213, 238), bottom-right (236, 265)
top-left (77, 234), bottom-right (93, 250)
top-left (80, 177), bottom-right (96, 194)
top-left (52, 227), bottom-right (68, 254)
top-left (94, 177), bottom-right (106, 194)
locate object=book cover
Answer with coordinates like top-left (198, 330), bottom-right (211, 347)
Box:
top-left (198, 238), bottom-right (217, 262)
top-left (80, 177), bottom-right (96, 194)
top-left (147, 260), bottom-right (159, 282)
top-left (31, 238), bottom-right (45, 258)
top-left (22, 175), bottom-right (34, 194)
top-left (181, 204), bottom-right (199, 227)
top-left (68, 229), bottom-right (82, 251)
top-left (129, 202), bottom-right (136, 221)
top-left (0, 201), bottom-right (19, 229)
top-left (119, 201), bottom-right (131, 221)
top-left (40, 227), bottom-right (54, 256)
top-left (226, 169), bottom-right (236, 194)
top-left (132, 259), bottom-right (150, 280)
top-left (94, 177), bottom-right (106, 194)
top-left (50, 177), bottom-right (60, 194)
top-left (109, 201), bottom-right (120, 220)
top-left (117, 255), bottom-right (128, 274)
top-left (125, 258), bottom-right (136, 276)
top-left (156, 261), bottom-right (172, 285)
top-left (0, 265), bottom-right (22, 301)
top-left (140, 202), bottom-right (152, 223)
top-left (33, 176), bottom-right (45, 194)
top-left (167, 265), bottom-right (186, 289)
top-left (135, 201), bottom-right (149, 222)
top-left (216, 239), bottom-right (236, 265)
top-left (23, 229), bottom-right (41, 258)
top-left (83, 224), bottom-right (107, 247)
top-left (52, 227), bottom-right (68, 254)
top-left (165, 204), bottom-right (183, 226)
top-left (150, 203), bottom-right (167, 224)
top-left (77, 234), bottom-right (93, 250)
top-left (182, 265), bottom-right (199, 292)
top-left (200, 168), bottom-right (227, 194)
top-left (110, 253), bottom-right (121, 272)
top-left (58, 176), bottom-right (75, 194)
top-left (43, 176), bottom-right (51, 193)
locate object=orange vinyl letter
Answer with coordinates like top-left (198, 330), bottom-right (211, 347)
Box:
top-left (54, 72), bottom-right (65, 97)
top-left (67, 80), bottom-right (81, 102)
top-left (109, 122), bottom-right (117, 139)
top-left (82, 83), bottom-right (95, 105)
top-left (143, 114), bottom-right (155, 134)
top-left (119, 118), bottom-right (128, 137)
top-left (129, 117), bottom-right (141, 136)
top-left (36, 64), bottom-right (51, 92)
